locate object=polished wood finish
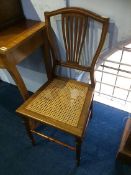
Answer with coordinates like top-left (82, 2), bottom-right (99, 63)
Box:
top-left (62, 13), bottom-right (87, 64)
top-left (117, 118), bottom-right (131, 164)
top-left (0, 20), bottom-right (45, 100)
top-left (16, 7), bottom-right (109, 165)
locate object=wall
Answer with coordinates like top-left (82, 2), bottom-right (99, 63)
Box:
top-left (1, 0), bottom-right (131, 92)
top-left (21, 0), bottom-right (131, 42)
top-left (70, 0), bottom-right (131, 42)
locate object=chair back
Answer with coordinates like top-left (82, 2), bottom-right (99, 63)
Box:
top-left (45, 7), bottom-right (109, 86)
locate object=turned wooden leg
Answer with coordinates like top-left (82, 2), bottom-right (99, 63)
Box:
top-left (24, 118), bottom-right (35, 145)
top-left (76, 137), bottom-right (82, 166)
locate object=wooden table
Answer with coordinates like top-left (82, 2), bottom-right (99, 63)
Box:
top-left (0, 20), bottom-right (45, 100)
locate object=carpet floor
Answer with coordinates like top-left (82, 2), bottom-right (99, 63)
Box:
top-left (0, 81), bottom-right (131, 175)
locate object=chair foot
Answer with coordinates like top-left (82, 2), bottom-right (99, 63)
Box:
top-left (76, 137), bottom-right (82, 166)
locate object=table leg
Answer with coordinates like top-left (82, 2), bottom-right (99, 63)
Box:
top-left (7, 65), bottom-right (29, 101)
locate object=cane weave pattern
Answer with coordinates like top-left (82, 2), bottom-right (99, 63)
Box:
top-left (26, 79), bottom-right (88, 127)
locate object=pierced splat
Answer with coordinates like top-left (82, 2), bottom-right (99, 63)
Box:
top-left (62, 14), bottom-right (88, 64)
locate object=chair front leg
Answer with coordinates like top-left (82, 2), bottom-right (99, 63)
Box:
top-left (24, 118), bottom-right (35, 145)
top-left (75, 137), bottom-right (82, 166)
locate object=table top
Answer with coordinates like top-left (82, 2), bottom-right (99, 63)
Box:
top-left (0, 20), bottom-right (45, 54)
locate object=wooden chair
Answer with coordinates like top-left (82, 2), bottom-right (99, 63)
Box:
top-left (16, 7), bottom-right (109, 166)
